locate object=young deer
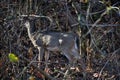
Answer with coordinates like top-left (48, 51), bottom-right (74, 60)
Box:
top-left (20, 15), bottom-right (81, 70)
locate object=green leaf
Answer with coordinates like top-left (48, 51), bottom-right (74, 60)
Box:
top-left (8, 53), bottom-right (19, 63)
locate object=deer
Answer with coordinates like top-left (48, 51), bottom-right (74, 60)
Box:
top-left (20, 15), bottom-right (82, 73)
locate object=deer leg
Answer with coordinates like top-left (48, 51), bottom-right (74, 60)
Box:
top-left (44, 50), bottom-right (50, 73)
top-left (37, 47), bottom-right (44, 68)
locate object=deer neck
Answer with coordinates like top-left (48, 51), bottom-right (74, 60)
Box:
top-left (26, 21), bottom-right (36, 40)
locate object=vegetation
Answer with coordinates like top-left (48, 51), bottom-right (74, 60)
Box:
top-left (0, 0), bottom-right (120, 80)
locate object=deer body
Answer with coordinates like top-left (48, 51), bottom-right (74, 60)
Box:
top-left (35, 32), bottom-right (80, 60)
top-left (23, 16), bottom-right (81, 69)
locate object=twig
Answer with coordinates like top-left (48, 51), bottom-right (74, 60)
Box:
top-left (97, 48), bottom-right (120, 80)
top-left (19, 54), bottom-right (56, 80)
top-left (16, 55), bottom-right (37, 78)
top-left (71, 23), bottom-right (120, 27)
top-left (20, 14), bottom-right (53, 28)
